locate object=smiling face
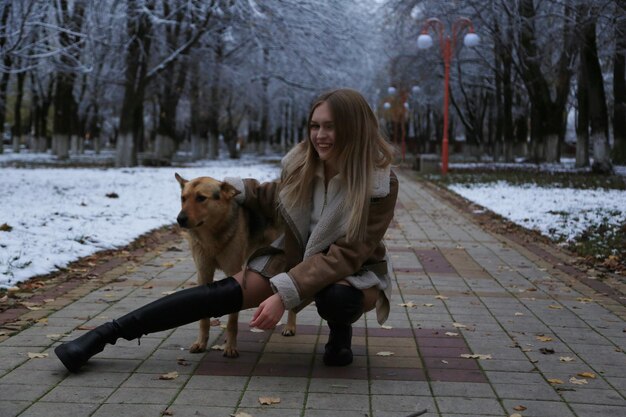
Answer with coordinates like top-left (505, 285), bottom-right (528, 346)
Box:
top-left (309, 101), bottom-right (338, 170)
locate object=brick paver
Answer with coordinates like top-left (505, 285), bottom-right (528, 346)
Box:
top-left (1, 167), bottom-right (624, 417)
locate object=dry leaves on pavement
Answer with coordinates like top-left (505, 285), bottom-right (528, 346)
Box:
top-left (258, 397), bottom-right (281, 405)
top-left (158, 371), bottom-right (179, 380)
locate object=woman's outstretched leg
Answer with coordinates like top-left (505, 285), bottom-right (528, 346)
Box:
top-left (55, 277), bottom-right (243, 373)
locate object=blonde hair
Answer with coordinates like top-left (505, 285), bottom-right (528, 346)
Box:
top-left (281, 88), bottom-right (394, 242)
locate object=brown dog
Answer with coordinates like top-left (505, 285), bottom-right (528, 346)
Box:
top-left (175, 173), bottom-right (296, 357)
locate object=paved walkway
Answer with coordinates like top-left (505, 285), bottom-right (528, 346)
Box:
top-left (1, 168), bottom-right (625, 417)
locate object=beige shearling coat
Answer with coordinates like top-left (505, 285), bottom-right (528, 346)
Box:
top-left (227, 157), bottom-right (398, 324)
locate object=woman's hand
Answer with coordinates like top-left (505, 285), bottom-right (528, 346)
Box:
top-left (250, 293), bottom-right (285, 330)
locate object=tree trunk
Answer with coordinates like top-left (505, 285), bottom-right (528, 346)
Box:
top-left (116, 0), bottom-right (153, 167)
top-left (576, 50), bottom-right (590, 168)
top-left (502, 27), bottom-right (515, 162)
top-left (259, 47), bottom-right (271, 154)
top-left (53, 71), bottom-right (74, 160)
top-left (578, 5), bottom-right (612, 174)
top-left (613, 0), bottom-right (626, 164)
top-left (11, 71), bottom-right (25, 153)
top-left (52, 0), bottom-right (85, 160)
top-left (206, 32), bottom-right (225, 160)
top-left (188, 57), bottom-right (207, 161)
top-left (0, 2), bottom-right (12, 154)
top-left (518, 0), bottom-right (575, 163)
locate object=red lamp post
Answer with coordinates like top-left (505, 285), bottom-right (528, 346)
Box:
top-left (417, 17), bottom-right (480, 175)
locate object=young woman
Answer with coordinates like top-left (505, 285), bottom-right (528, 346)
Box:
top-left (55, 88), bottom-right (399, 372)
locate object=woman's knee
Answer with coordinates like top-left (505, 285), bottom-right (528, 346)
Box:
top-left (233, 270), bottom-right (274, 309)
top-left (315, 283), bottom-right (364, 324)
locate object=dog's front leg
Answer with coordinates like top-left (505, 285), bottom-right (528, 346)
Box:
top-left (223, 312), bottom-right (240, 358)
top-left (189, 257), bottom-right (216, 353)
top-left (282, 310), bottom-right (297, 336)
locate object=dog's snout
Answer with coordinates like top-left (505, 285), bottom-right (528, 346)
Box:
top-left (177, 212), bottom-right (189, 228)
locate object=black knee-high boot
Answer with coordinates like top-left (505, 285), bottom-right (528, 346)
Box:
top-left (315, 284), bottom-right (364, 366)
top-left (54, 277), bottom-right (242, 372)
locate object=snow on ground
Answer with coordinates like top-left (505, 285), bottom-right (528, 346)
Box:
top-left (0, 149), bottom-right (625, 288)
top-left (0, 150), bottom-right (281, 288)
top-left (448, 181), bottom-right (626, 242)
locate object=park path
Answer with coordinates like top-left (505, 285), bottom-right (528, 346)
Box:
top-left (0, 167), bottom-right (624, 417)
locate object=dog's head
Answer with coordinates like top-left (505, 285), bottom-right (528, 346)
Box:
top-left (175, 173), bottom-right (240, 229)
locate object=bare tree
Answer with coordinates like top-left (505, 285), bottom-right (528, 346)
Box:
top-left (614, 0), bottom-right (626, 164)
top-left (576, 2), bottom-right (612, 174)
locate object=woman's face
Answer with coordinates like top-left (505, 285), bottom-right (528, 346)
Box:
top-left (309, 101), bottom-right (337, 163)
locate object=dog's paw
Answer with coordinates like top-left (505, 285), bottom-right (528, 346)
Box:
top-left (189, 341), bottom-right (207, 353)
top-left (223, 346), bottom-right (240, 358)
top-left (281, 326), bottom-right (296, 337)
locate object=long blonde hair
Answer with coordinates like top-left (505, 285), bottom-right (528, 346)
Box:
top-left (280, 88), bottom-right (394, 242)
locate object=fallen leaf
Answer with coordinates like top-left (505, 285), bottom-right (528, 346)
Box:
top-left (435, 295), bottom-right (448, 300)
top-left (569, 377), bottom-right (588, 385)
top-left (211, 344), bottom-right (225, 351)
top-left (423, 303), bottom-right (434, 307)
top-left (577, 372), bottom-right (596, 379)
top-left (576, 297), bottom-right (593, 303)
top-left (399, 301), bottom-right (417, 308)
top-left (513, 405), bottom-right (527, 411)
top-left (445, 332), bottom-right (459, 337)
top-left (536, 335), bottom-right (553, 342)
top-left (452, 322), bottom-right (467, 328)
top-left (46, 334), bottom-right (62, 339)
top-left (162, 409), bottom-right (174, 416)
top-left (27, 352), bottom-right (48, 359)
top-left (547, 378), bottom-right (564, 385)
top-left (177, 358), bottom-right (191, 366)
top-left (548, 304), bottom-right (563, 310)
top-left (376, 351), bottom-right (394, 357)
top-left (158, 371), bottom-right (179, 380)
top-left (250, 327), bottom-right (265, 333)
top-left (460, 353), bottom-right (492, 360)
top-left (559, 356), bottom-right (574, 362)
top-left (381, 325), bottom-right (393, 330)
top-left (441, 360), bottom-right (449, 364)
top-left (258, 396), bottom-right (281, 405)
top-left (162, 262), bottom-right (175, 267)
top-left (161, 291), bottom-right (176, 295)
top-left (514, 312), bottom-right (524, 316)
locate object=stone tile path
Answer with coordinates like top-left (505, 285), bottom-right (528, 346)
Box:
top-left (1, 168), bottom-right (624, 417)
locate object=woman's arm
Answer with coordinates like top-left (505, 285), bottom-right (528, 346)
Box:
top-left (225, 177), bottom-right (280, 220)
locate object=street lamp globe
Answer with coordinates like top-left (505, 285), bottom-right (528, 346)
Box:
top-left (411, 85), bottom-right (421, 95)
top-left (417, 33), bottom-right (433, 49)
top-left (387, 86), bottom-right (397, 95)
top-left (463, 32), bottom-right (480, 47)
top-left (383, 102), bottom-right (391, 110)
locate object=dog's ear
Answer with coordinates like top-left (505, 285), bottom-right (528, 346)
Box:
top-left (175, 173), bottom-right (187, 189)
top-left (220, 181), bottom-right (241, 198)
